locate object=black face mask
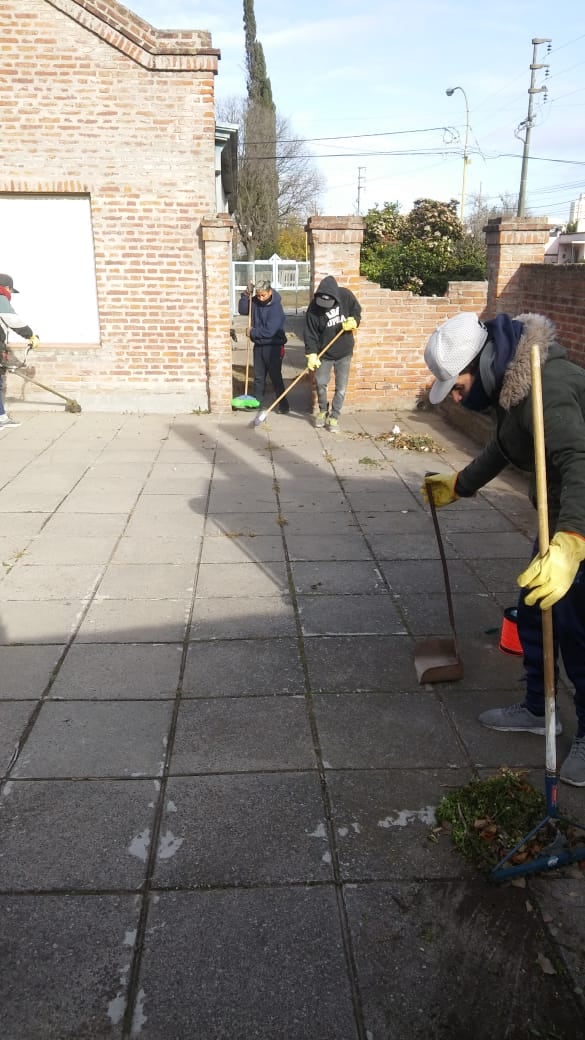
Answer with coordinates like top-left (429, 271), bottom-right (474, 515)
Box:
top-left (462, 371), bottom-right (491, 413)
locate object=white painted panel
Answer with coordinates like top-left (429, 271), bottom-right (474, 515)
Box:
top-left (0, 196), bottom-right (101, 344)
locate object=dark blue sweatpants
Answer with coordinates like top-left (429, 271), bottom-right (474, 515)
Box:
top-left (517, 552), bottom-right (585, 736)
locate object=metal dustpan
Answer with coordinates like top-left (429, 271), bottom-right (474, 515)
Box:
top-left (414, 477), bottom-right (464, 684)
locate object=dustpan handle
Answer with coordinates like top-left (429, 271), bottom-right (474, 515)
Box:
top-left (425, 478), bottom-right (458, 640)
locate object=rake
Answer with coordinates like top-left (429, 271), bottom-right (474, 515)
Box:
top-left (491, 344), bottom-right (585, 881)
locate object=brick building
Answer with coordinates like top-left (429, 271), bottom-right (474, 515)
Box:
top-left (1, 0), bottom-right (235, 412)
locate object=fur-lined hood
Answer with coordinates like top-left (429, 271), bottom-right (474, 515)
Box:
top-left (499, 312), bottom-right (560, 410)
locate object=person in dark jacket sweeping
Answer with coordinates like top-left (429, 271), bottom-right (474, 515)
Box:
top-left (238, 281), bottom-right (288, 413)
top-left (422, 310), bottom-right (585, 786)
top-left (304, 275), bottom-right (361, 432)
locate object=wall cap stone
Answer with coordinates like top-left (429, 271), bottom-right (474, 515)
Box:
top-left (45, 0), bottom-right (220, 71)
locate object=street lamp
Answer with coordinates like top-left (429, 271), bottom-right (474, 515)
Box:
top-left (446, 86), bottom-right (470, 222)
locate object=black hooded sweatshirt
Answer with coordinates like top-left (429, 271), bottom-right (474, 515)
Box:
top-left (304, 275), bottom-right (361, 362)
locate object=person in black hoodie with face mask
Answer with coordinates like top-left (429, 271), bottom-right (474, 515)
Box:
top-left (304, 275), bottom-right (361, 432)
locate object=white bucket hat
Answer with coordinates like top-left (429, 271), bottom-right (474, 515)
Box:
top-left (424, 312), bottom-right (488, 404)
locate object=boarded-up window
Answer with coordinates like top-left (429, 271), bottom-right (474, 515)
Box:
top-left (0, 196), bottom-right (100, 344)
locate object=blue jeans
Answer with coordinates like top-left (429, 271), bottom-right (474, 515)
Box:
top-left (517, 548), bottom-right (585, 736)
top-left (315, 354), bottom-right (352, 420)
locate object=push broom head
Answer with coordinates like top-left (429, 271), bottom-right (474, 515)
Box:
top-left (232, 394), bottom-right (260, 410)
top-left (252, 409), bottom-right (269, 427)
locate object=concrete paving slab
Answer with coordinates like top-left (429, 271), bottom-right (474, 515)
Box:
top-left (2, 644), bottom-right (65, 700)
top-left (39, 512), bottom-right (128, 538)
top-left (171, 697), bottom-right (315, 773)
top-left (12, 701), bottom-right (173, 778)
top-left (345, 880), bottom-right (584, 1039)
top-left (466, 555), bottom-right (531, 594)
top-left (0, 779), bottom-right (157, 890)
top-left (303, 634), bottom-right (417, 692)
top-left (189, 595), bottom-right (296, 640)
top-left (285, 533), bottom-right (373, 561)
top-left (278, 509), bottom-right (360, 533)
top-left (297, 593), bottom-right (406, 635)
top-left (398, 590), bottom-right (502, 636)
top-left (182, 637), bottom-right (304, 697)
top-left (195, 560), bottom-right (288, 597)
top-left (0, 894), bottom-right (138, 1040)
top-left (154, 773), bottom-right (332, 886)
top-left (199, 534), bottom-right (284, 564)
top-left (448, 529), bottom-right (533, 558)
top-left (380, 557), bottom-right (478, 595)
top-left (111, 535), bottom-right (202, 565)
top-left (0, 600), bottom-right (84, 644)
top-left (436, 633), bottom-right (523, 690)
top-left (327, 767), bottom-right (474, 880)
top-left (313, 691), bottom-right (466, 769)
top-left (76, 598), bottom-right (189, 643)
top-left (124, 511), bottom-right (205, 538)
top-left (356, 509), bottom-right (431, 534)
top-left (0, 563), bottom-right (102, 601)
top-left (50, 643), bottom-right (183, 699)
top-left (97, 563), bottom-right (194, 600)
top-left (291, 560), bottom-right (387, 595)
top-left (138, 888), bottom-right (357, 1040)
top-left (364, 531), bottom-right (459, 559)
top-left (22, 534), bottom-right (119, 566)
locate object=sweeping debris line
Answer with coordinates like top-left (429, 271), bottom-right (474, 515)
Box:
top-left (232, 287), bottom-right (260, 410)
top-left (491, 344), bottom-right (585, 881)
top-left (252, 327), bottom-right (345, 427)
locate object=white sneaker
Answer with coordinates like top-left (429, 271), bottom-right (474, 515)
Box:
top-left (0, 414), bottom-right (20, 428)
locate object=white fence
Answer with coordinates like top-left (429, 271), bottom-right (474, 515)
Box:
top-left (232, 254), bottom-right (310, 313)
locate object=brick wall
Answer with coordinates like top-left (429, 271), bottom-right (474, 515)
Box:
top-left (509, 264), bottom-right (585, 366)
top-left (2, 0), bottom-right (227, 412)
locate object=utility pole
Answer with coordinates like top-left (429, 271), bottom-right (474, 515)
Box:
top-left (516, 37), bottom-right (551, 217)
top-left (356, 167), bottom-right (366, 215)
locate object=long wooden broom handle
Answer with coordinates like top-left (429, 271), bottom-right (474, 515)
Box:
top-left (244, 289), bottom-right (253, 396)
top-left (530, 343), bottom-right (556, 773)
top-left (258, 327), bottom-right (346, 418)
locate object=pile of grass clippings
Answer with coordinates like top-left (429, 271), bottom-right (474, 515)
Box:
top-left (434, 768), bottom-right (558, 871)
top-left (350, 431), bottom-right (443, 452)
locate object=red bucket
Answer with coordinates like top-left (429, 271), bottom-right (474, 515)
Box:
top-left (499, 607), bottom-right (523, 656)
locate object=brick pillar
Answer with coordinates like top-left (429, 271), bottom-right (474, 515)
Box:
top-left (305, 216), bottom-right (365, 296)
top-left (201, 215), bottom-right (234, 412)
top-left (484, 217), bottom-right (550, 316)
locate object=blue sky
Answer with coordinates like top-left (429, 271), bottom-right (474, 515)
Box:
top-left (130, 0), bottom-right (584, 225)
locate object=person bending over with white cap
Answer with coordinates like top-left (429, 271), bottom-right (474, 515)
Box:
top-left (304, 275), bottom-right (361, 432)
top-left (0, 272), bottom-right (40, 429)
top-left (422, 310), bottom-right (585, 787)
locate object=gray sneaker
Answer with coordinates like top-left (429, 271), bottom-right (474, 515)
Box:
top-left (478, 702), bottom-right (562, 736)
top-left (560, 737), bottom-right (585, 787)
top-left (314, 411), bottom-right (327, 428)
top-left (0, 414), bottom-right (20, 428)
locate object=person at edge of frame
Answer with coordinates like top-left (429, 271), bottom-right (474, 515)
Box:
top-left (422, 310), bottom-right (585, 787)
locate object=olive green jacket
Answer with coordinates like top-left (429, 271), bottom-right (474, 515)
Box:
top-left (457, 313), bottom-right (585, 539)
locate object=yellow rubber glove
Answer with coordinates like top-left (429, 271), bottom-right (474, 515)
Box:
top-left (518, 532), bottom-right (585, 609)
top-left (342, 317), bottom-right (358, 332)
top-left (306, 353), bottom-right (321, 371)
top-left (420, 472), bottom-right (459, 508)
top-left (29, 334), bottom-right (40, 349)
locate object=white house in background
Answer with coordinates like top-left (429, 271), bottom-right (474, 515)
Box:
top-left (544, 196), bottom-right (585, 264)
